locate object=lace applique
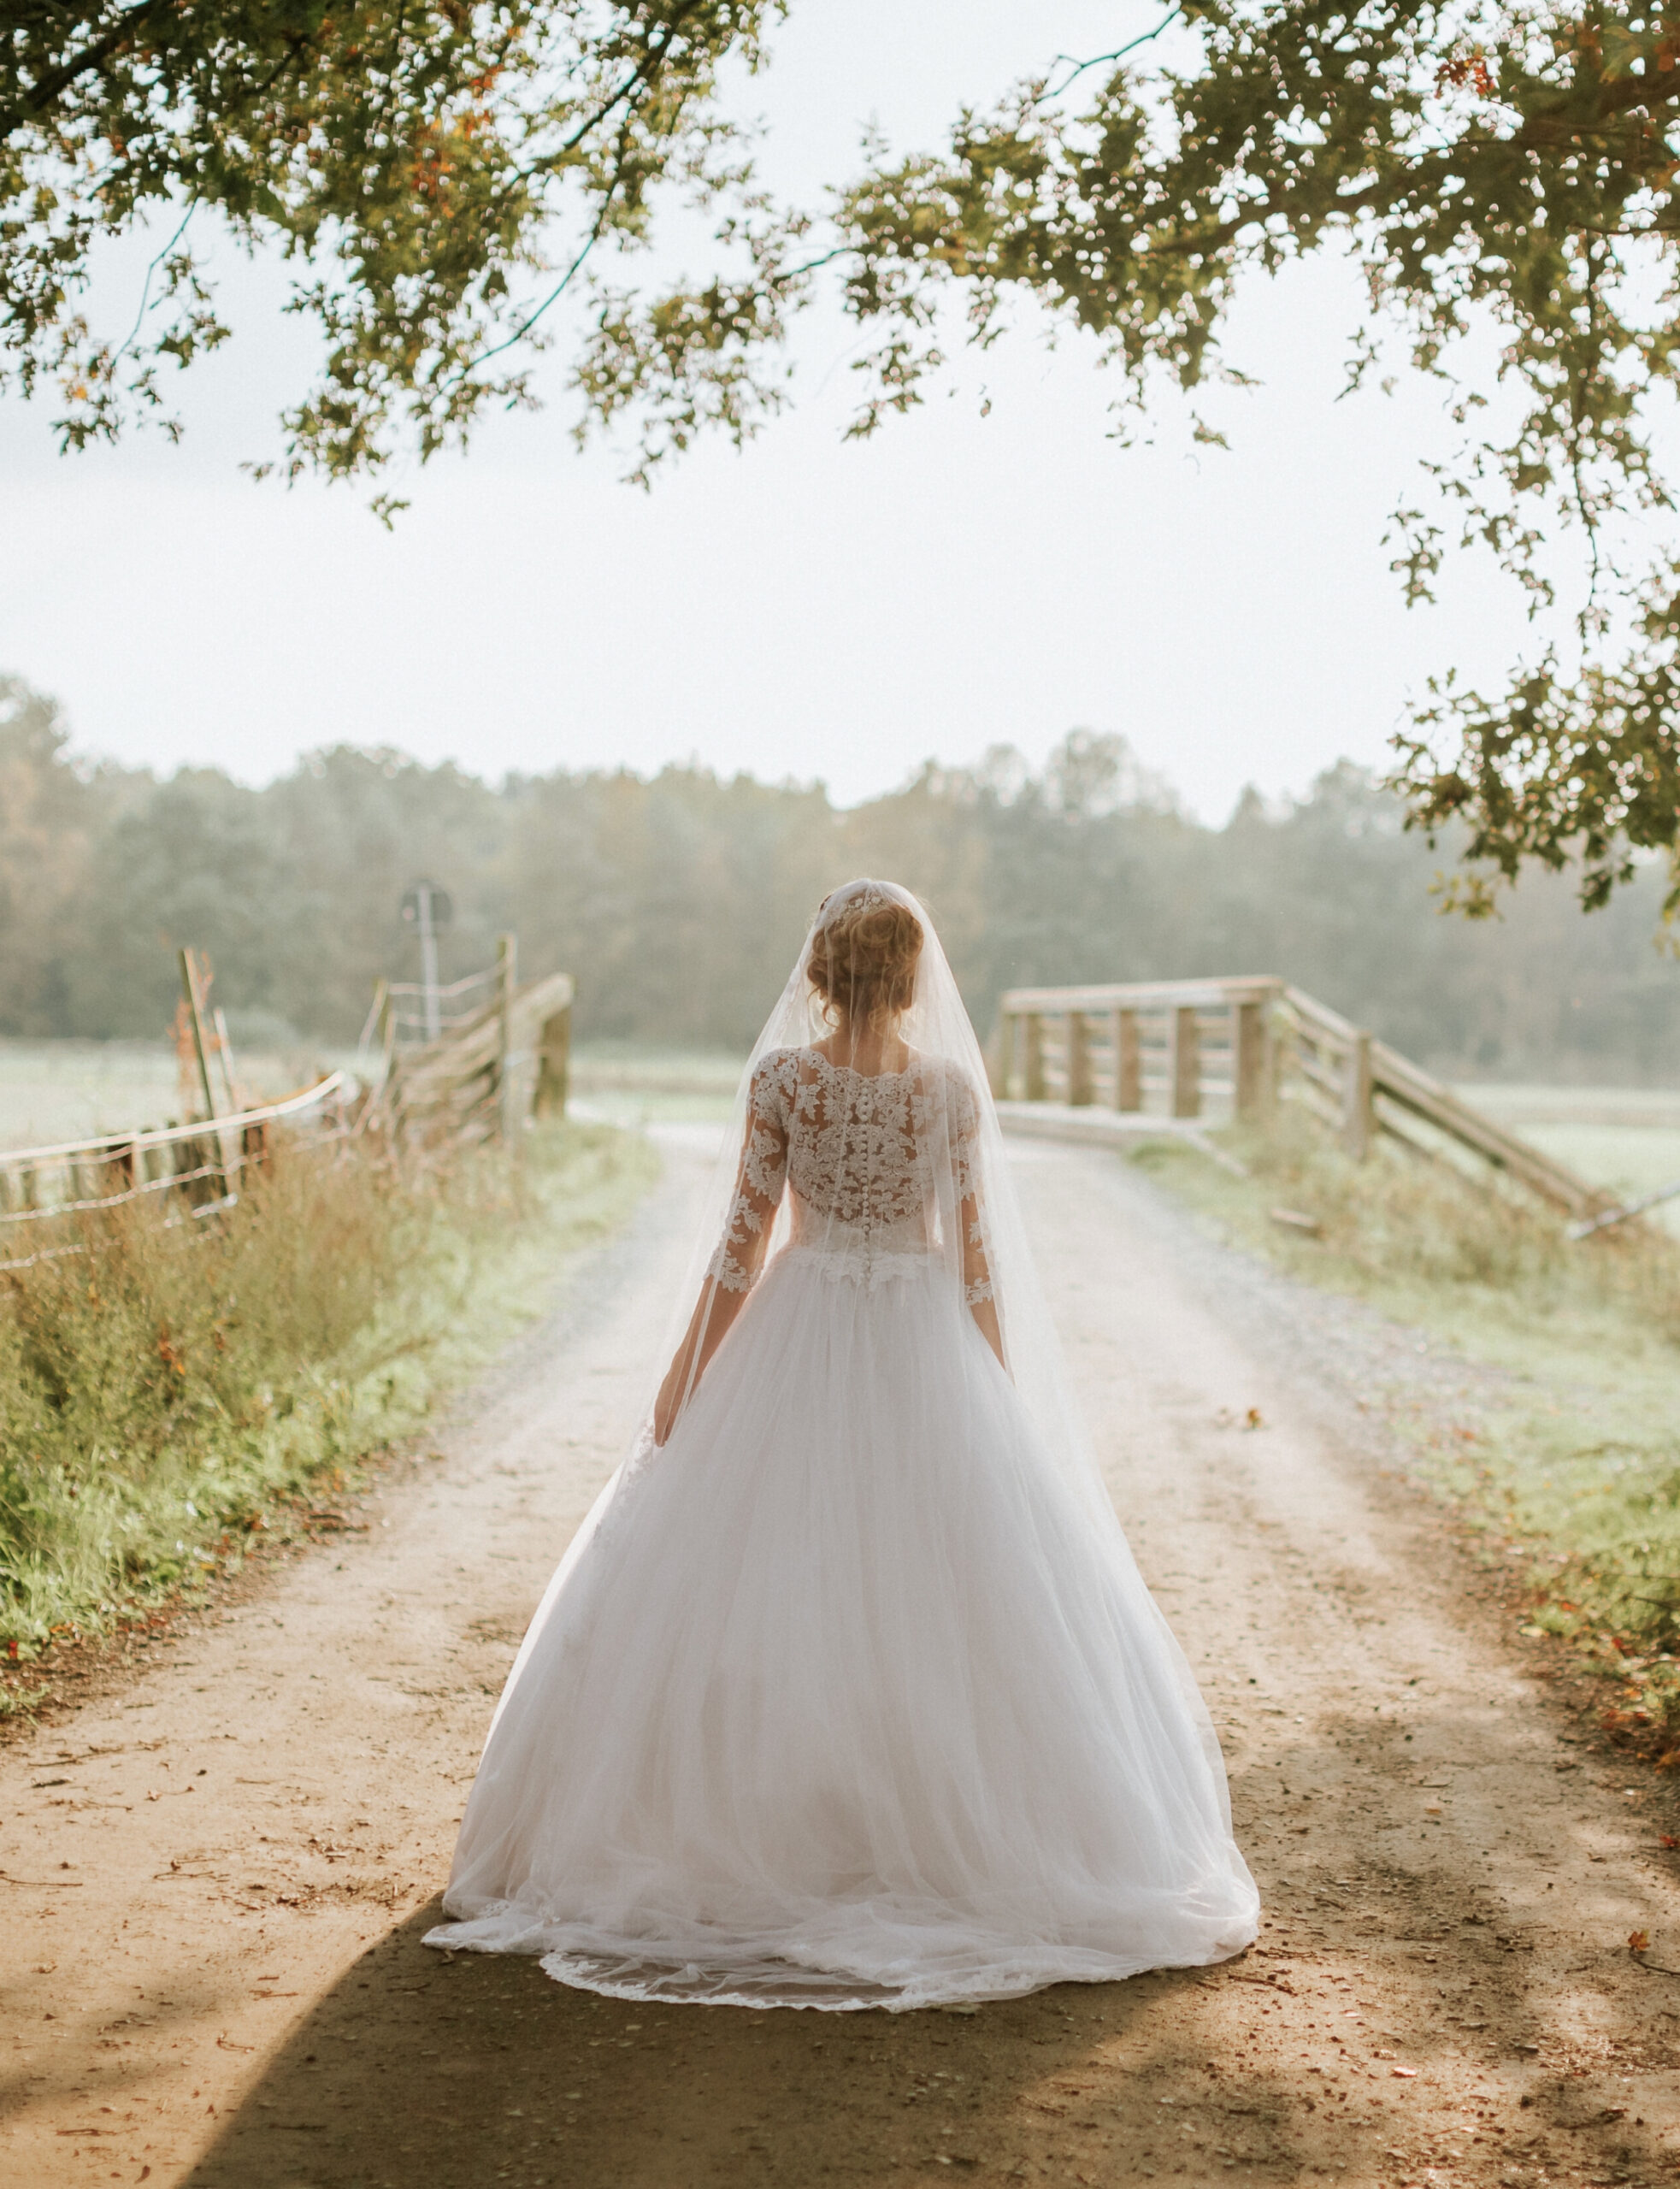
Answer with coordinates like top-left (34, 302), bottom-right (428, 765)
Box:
top-left (964, 1276), bottom-right (994, 1307)
top-left (704, 1057), bottom-right (795, 1292)
top-left (705, 1049), bottom-right (991, 1297)
top-left (787, 1053), bottom-right (928, 1234)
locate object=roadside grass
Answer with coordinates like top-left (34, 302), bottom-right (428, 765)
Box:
top-left (0, 1118), bottom-right (657, 1684)
top-left (1130, 1108), bottom-right (1680, 1751)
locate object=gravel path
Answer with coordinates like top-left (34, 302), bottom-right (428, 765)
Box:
top-left (4, 1131), bottom-right (1678, 2189)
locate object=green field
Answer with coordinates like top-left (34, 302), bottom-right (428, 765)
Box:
top-left (568, 1042), bottom-right (746, 1128)
top-left (1460, 1083), bottom-right (1680, 1236)
top-left (0, 1038), bottom-right (352, 1151)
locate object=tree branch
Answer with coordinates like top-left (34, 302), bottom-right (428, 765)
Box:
top-left (550, 0), bottom-right (704, 162)
top-left (1039, 10), bottom-right (1182, 105)
top-left (3, 0), bottom-right (176, 137)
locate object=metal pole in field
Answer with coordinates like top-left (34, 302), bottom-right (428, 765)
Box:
top-left (399, 881), bottom-right (452, 1045)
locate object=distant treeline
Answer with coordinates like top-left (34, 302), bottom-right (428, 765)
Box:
top-left (3, 673), bottom-right (1676, 1082)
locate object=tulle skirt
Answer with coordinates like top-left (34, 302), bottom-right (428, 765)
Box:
top-left (424, 1248), bottom-right (1259, 2009)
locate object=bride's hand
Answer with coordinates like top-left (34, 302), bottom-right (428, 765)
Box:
top-left (652, 1358), bottom-right (687, 1447)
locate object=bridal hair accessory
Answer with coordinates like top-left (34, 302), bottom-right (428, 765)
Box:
top-left (815, 878), bottom-right (899, 922)
top-left (805, 882), bottom-right (924, 1031)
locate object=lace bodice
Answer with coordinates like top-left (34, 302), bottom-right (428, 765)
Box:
top-left (706, 1048), bottom-right (993, 1303)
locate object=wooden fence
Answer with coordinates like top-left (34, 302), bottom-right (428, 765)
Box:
top-left (993, 976), bottom-right (1606, 1220)
top-left (0, 931), bottom-right (577, 1236)
top-left (365, 937), bottom-right (574, 1146)
top-left (0, 1073), bottom-right (354, 1234)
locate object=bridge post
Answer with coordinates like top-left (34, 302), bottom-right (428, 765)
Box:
top-left (496, 934), bottom-right (519, 1143)
top-left (533, 1005), bottom-right (572, 1119)
top-left (1111, 1009), bottom-right (1141, 1112)
top-left (1341, 1030), bottom-right (1373, 1160)
top-left (1171, 1006), bottom-right (1201, 1118)
top-left (1066, 1012), bottom-right (1094, 1106)
top-left (1233, 999), bottom-right (1272, 1119)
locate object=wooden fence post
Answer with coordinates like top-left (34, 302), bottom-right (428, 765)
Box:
top-left (1234, 999), bottom-right (1271, 1119)
top-left (1066, 1012), bottom-right (1094, 1106)
top-left (1171, 1006), bottom-right (1201, 1118)
top-left (367, 977), bottom-right (394, 1082)
top-left (533, 1005), bottom-right (572, 1120)
top-left (177, 947), bottom-right (230, 1194)
top-left (178, 948), bottom-right (219, 1128)
top-left (1342, 1030), bottom-right (1373, 1160)
top-left (211, 1006), bottom-right (241, 1115)
top-left (496, 933), bottom-right (519, 1143)
top-left (1112, 1008), bottom-right (1141, 1112)
top-left (1023, 1013), bottom-right (1046, 1102)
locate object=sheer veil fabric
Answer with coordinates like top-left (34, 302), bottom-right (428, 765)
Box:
top-left (424, 880), bottom-right (1259, 2009)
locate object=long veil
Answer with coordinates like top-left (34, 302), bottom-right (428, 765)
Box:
top-left (631, 877), bottom-right (1124, 1545)
top-left (438, 876), bottom-right (1257, 2007)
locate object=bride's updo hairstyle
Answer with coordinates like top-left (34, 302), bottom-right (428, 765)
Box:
top-left (807, 882), bottom-right (924, 1030)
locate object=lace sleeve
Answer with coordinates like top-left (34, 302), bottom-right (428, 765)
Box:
top-left (949, 1072), bottom-right (994, 1307)
top-left (705, 1054), bottom-right (792, 1294)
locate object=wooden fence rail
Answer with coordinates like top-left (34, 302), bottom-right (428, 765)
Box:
top-left (994, 976), bottom-right (1606, 1220)
top-left (367, 948), bottom-right (574, 1146)
top-left (0, 1073), bottom-right (353, 1224)
top-left (0, 934), bottom-right (576, 1230)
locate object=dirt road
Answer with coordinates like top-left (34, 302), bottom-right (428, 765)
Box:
top-left (5, 1130), bottom-right (1680, 2189)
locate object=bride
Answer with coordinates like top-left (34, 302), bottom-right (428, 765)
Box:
top-left (425, 879), bottom-right (1258, 2009)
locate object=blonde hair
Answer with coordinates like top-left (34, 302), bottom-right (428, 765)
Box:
top-left (806, 887), bottom-right (924, 1030)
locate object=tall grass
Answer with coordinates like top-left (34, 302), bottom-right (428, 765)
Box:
top-left (0, 1119), bottom-right (656, 1660)
top-left (1188, 1106), bottom-right (1680, 1331)
top-left (1135, 1109), bottom-right (1680, 1751)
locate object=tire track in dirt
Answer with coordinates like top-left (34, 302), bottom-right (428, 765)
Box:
top-left (3, 1132), bottom-right (1679, 2189)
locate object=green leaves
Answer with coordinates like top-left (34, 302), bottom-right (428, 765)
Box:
top-left (3, 3), bottom-right (787, 480)
top-left (1396, 571), bottom-right (1680, 921)
top-left (10, 4), bottom-right (1680, 903)
top-left (811, 1), bottom-right (1680, 911)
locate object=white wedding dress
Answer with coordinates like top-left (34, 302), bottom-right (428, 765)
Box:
top-left (426, 886), bottom-right (1258, 2010)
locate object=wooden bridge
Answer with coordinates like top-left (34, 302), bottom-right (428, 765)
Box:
top-left (992, 976), bottom-right (1605, 1221)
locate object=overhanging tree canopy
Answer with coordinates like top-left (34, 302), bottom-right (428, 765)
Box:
top-left (7, 2), bottom-right (1680, 912)
top-left (2, 2), bottom-right (797, 509)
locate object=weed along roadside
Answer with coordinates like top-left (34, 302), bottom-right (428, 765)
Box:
top-left (0, 1117), bottom-right (658, 1717)
top-left (1127, 1106), bottom-right (1680, 1758)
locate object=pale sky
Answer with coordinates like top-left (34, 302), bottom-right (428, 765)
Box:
top-left (2, 1), bottom-right (1537, 823)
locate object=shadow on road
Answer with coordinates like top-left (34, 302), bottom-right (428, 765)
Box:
top-left (182, 1897), bottom-right (1260, 2189)
top-left (180, 1881), bottom-right (1654, 2189)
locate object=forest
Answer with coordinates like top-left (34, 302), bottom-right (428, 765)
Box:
top-left (3, 671), bottom-right (1675, 1082)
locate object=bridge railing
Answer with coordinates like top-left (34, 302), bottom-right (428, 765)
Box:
top-left (993, 976), bottom-right (1604, 1219)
